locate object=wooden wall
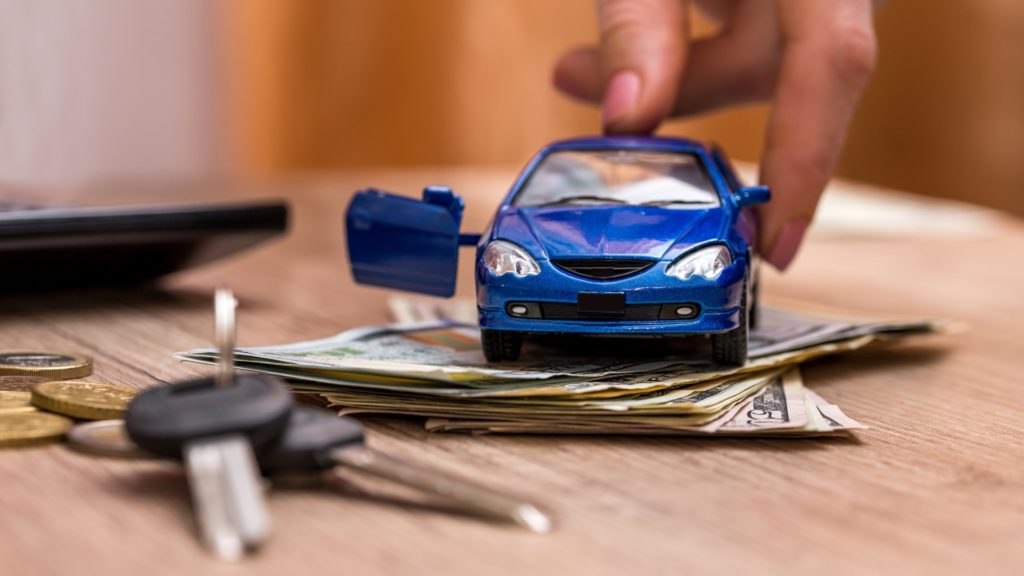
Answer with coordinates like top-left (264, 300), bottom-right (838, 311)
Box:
top-left (225, 1), bottom-right (1023, 216)
top-left (839, 0), bottom-right (1024, 215)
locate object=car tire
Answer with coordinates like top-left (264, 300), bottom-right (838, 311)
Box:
top-left (750, 277), bottom-right (760, 330)
top-left (481, 329), bottom-right (523, 362)
top-left (711, 282), bottom-right (748, 366)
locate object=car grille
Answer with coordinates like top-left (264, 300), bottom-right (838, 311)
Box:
top-left (507, 300), bottom-right (700, 321)
top-left (539, 302), bottom-right (662, 321)
top-left (552, 259), bottom-right (655, 280)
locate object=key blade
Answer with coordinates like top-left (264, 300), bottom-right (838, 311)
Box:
top-left (184, 440), bottom-right (245, 560)
top-left (218, 435), bottom-right (272, 547)
top-left (214, 288), bottom-right (237, 389)
top-left (331, 446), bottom-right (553, 534)
top-left (184, 435), bottom-right (272, 560)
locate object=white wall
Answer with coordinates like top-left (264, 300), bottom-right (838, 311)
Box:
top-left (0, 0), bottom-right (226, 188)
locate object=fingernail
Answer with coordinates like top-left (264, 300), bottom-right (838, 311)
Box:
top-left (767, 220), bottom-right (808, 271)
top-left (602, 70), bottom-right (641, 128)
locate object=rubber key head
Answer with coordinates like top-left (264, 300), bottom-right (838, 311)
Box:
top-left (124, 373), bottom-right (294, 459)
top-left (259, 406), bottom-right (365, 474)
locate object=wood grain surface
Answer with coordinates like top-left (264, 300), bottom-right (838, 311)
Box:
top-left (1, 169), bottom-right (1021, 576)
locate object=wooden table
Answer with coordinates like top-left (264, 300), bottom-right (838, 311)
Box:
top-left (2, 169), bottom-right (1022, 575)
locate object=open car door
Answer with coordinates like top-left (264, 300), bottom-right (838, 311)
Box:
top-left (345, 186), bottom-right (466, 297)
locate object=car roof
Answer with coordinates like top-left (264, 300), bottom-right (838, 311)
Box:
top-left (542, 135), bottom-right (710, 154)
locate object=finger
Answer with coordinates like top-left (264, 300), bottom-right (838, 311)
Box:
top-left (673, 0), bottom-right (781, 115)
top-left (760, 0), bottom-right (877, 270)
top-left (553, 45), bottom-right (602, 103)
top-left (555, 1), bottom-right (781, 118)
top-left (596, 0), bottom-right (689, 133)
top-left (692, 0), bottom-right (741, 23)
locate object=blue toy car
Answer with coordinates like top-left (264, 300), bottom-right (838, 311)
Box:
top-left (345, 136), bottom-right (770, 365)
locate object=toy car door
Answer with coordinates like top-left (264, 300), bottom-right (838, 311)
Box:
top-left (345, 186), bottom-right (463, 297)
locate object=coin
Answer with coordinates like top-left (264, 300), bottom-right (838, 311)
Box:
top-left (0, 411), bottom-right (73, 447)
top-left (0, 351), bottom-right (93, 379)
top-left (0, 390), bottom-right (36, 414)
top-left (67, 419), bottom-right (149, 459)
top-left (31, 381), bottom-right (138, 420)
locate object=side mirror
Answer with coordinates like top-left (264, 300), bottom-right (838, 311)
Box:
top-left (735, 185), bottom-right (771, 207)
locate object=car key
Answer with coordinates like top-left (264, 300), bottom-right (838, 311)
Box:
top-left (125, 288), bottom-right (294, 560)
top-left (260, 406), bottom-right (554, 534)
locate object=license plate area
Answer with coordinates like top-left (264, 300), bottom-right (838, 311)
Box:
top-left (577, 292), bottom-right (626, 315)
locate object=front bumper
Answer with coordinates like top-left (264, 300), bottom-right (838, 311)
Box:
top-left (476, 257), bottom-right (746, 335)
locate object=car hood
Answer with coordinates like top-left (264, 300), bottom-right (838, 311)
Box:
top-left (494, 206), bottom-right (727, 260)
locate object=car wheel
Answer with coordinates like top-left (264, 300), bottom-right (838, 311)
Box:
top-left (481, 329), bottom-right (523, 362)
top-left (711, 282), bottom-right (748, 366)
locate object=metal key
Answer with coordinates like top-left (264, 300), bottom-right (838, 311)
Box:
top-left (125, 288), bottom-right (294, 560)
top-left (260, 406), bottom-right (554, 534)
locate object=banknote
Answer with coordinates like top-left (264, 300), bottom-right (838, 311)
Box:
top-left (180, 330), bottom-right (874, 403)
top-left (421, 368), bottom-right (866, 436)
top-left (321, 369), bottom-right (780, 420)
top-left (175, 299), bottom-right (924, 438)
top-left (178, 304), bottom-right (939, 387)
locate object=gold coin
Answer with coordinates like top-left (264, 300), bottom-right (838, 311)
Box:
top-left (0, 351), bottom-right (92, 379)
top-left (0, 390), bottom-right (36, 414)
top-left (31, 381), bottom-right (138, 420)
top-left (0, 411), bottom-right (73, 447)
top-left (67, 419), bottom-right (149, 459)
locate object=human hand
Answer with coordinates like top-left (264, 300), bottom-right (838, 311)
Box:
top-left (553, 0), bottom-right (878, 270)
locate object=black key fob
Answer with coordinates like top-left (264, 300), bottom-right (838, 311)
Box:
top-left (125, 373), bottom-right (294, 459)
top-left (259, 406), bottom-right (365, 474)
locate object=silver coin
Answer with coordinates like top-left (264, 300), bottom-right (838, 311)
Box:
top-left (0, 351), bottom-right (92, 378)
top-left (67, 419), bottom-right (150, 459)
top-left (0, 352), bottom-right (80, 367)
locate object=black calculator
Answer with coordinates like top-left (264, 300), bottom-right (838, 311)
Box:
top-left (0, 200), bottom-right (288, 292)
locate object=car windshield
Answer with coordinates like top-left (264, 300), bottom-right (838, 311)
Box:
top-left (512, 149), bottom-right (720, 209)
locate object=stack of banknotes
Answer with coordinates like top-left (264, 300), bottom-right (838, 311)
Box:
top-left (178, 299), bottom-right (941, 437)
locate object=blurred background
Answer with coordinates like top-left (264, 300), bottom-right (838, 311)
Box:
top-left (1, 0), bottom-right (1021, 216)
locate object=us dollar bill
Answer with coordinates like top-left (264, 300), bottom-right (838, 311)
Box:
top-left (173, 298), bottom-right (917, 437)
top-left (178, 303), bottom-right (939, 388)
top-left (420, 368), bottom-right (865, 436)
top-left (717, 369), bottom-right (808, 432)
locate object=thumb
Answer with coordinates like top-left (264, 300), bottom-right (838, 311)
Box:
top-left (597, 0), bottom-right (689, 134)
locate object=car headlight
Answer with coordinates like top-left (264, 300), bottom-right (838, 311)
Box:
top-left (666, 244), bottom-right (732, 280)
top-left (483, 240), bottom-right (541, 277)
